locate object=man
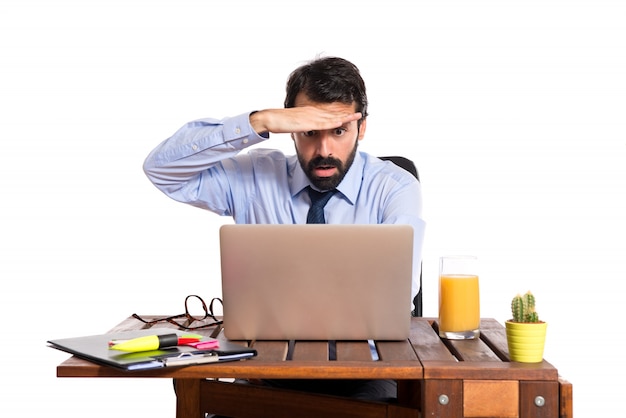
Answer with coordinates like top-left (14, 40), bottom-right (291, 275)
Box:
top-left (144, 56), bottom-right (425, 402)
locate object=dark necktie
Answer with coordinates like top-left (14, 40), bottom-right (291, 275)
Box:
top-left (307, 187), bottom-right (336, 224)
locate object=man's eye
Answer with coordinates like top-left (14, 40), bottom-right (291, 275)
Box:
top-left (334, 128), bottom-right (347, 136)
top-left (303, 130), bottom-right (316, 137)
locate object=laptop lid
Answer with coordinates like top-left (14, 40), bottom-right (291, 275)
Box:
top-left (220, 224), bottom-right (414, 341)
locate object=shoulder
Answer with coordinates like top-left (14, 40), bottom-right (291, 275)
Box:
top-left (224, 148), bottom-right (297, 173)
top-left (247, 148), bottom-right (288, 159)
top-left (362, 153), bottom-right (419, 184)
top-left (246, 148), bottom-right (294, 167)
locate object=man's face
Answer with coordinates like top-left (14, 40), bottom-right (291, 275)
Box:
top-left (292, 93), bottom-right (367, 190)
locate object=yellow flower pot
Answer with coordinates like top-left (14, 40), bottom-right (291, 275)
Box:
top-left (505, 320), bottom-right (547, 363)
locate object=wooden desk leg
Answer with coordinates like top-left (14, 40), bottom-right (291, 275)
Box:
top-left (174, 378), bottom-right (203, 418)
top-left (559, 377), bottom-right (573, 418)
top-left (520, 381), bottom-right (559, 418)
top-left (393, 380), bottom-right (421, 418)
top-left (397, 380), bottom-right (421, 409)
top-left (421, 380), bottom-right (462, 418)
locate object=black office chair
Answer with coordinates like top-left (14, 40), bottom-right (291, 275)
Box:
top-left (378, 156), bottom-right (422, 317)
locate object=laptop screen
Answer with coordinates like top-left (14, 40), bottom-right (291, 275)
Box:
top-left (220, 224), bottom-right (414, 341)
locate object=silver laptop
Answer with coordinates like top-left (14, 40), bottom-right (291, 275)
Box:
top-left (220, 224), bottom-right (414, 341)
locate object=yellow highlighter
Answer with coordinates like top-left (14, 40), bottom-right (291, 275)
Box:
top-left (109, 334), bottom-right (199, 352)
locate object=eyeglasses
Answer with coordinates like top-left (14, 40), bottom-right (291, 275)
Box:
top-left (132, 294), bottom-right (223, 330)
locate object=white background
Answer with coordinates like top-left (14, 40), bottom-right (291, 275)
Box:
top-left (1, 1), bottom-right (624, 417)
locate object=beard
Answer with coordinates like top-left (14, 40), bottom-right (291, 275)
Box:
top-left (298, 140), bottom-right (359, 191)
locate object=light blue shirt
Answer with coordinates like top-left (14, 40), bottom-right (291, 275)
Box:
top-left (144, 112), bottom-right (426, 303)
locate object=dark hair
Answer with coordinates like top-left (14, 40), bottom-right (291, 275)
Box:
top-left (284, 57), bottom-right (368, 119)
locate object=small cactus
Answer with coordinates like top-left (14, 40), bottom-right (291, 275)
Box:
top-left (511, 291), bottom-right (540, 323)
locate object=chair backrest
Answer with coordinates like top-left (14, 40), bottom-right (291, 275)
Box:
top-left (379, 156), bottom-right (422, 317)
top-left (379, 155), bottom-right (419, 181)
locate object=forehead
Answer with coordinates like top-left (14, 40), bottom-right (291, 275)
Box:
top-left (294, 92), bottom-right (357, 113)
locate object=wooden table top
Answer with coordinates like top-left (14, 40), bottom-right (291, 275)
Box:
top-left (57, 317), bottom-right (559, 382)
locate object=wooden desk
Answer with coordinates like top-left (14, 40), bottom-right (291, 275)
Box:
top-left (57, 317), bottom-right (572, 418)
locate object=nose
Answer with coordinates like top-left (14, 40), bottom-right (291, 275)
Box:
top-left (315, 132), bottom-right (333, 157)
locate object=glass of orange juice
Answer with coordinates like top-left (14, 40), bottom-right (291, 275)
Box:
top-left (438, 256), bottom-right (480, 339)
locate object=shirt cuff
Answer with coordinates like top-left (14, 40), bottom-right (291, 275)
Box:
top-left (222, 112), bottom-right (269, 148)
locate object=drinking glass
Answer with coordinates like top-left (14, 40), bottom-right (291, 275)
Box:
top-left (438, 256), bottom-right (480, 339)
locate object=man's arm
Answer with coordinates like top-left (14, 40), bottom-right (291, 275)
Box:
top-left (144, 108), bottom-right (362, 186)
top-left (250, 107), bottom-right (362, 135)
top-left (143, 108), bottom-right (361, 205)
top-left (143, 113), bottom-right (266, 193)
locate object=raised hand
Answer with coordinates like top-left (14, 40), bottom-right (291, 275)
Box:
top-left (250, 106), bottom-right (362, 135)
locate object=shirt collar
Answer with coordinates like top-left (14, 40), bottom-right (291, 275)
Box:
top-left (290, 151), bottom-right (364, 205)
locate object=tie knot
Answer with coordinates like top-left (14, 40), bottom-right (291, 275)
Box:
top-left (308, 187), bottom-right (335, 205)
top-left (307, 187), bottom-right (336, 224)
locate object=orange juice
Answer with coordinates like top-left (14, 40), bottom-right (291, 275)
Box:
top-left (438, 274), bottom-right (480, 333)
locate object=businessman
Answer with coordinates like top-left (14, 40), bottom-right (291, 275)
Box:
top-left (144, 56), bottom-right (425, 402)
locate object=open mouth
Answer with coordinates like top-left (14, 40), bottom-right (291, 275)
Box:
top-left (314, 165), bottom-right (337, 177)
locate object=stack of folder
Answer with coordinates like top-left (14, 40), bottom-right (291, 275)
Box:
top-left (48, 328), bottom-right (256, 371)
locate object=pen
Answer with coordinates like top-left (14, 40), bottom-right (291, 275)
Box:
top-left (161, 352), bottom-right (220, 367)
top-left (109, 334), bottom-right (201, 352)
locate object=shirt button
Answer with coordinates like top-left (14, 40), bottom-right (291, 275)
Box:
top-left (235, 127), bottom-right (241, 134)
top-left (191, 144), bottom-right (198, 151)
top-left (242, 138), bottom-right (249, 144)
